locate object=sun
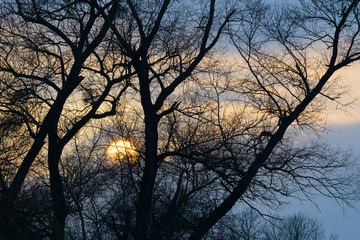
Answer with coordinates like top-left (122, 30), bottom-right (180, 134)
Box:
top-left (106, 139), bottom-right (137, 164)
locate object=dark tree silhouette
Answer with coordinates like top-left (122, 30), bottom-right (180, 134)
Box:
top-left (96, 1), bottom-right (236, 239)
top-left (0, 0), bottom-right (360, 240)
top-left (0, 0), bottom-right (130, 239)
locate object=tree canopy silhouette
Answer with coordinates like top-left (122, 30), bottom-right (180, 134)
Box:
top-left (0, 0), bottom-right (360, 239)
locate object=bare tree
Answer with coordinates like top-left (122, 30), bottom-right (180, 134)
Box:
top-left (1, 0), bottom-right (360, 239)
top-left (264, 213), bottom-right (326, 240)
top-left (96, 0), bottom-right (236, 239)
top-left (90, 1), bottom-right (360, 239)
top-left (0, 0), bottom-right (130, 239)
top-left (206, 208), bottom-right (265, 240)
top-left (205, 209), bottom-right (338, 240)
top-left (181, 0), bottom-right (360, 239)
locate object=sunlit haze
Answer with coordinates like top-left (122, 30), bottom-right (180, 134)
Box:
top-left (106, 139), bottom-right (137, 164)
top-left (326, 62), bottom-right (360, 125)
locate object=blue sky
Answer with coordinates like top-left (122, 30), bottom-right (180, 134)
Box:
top-left (247, 1), bottom-right (360, 238)
top-left (322, 123), bottom-right (360, 240)
top-left (286, 61), bottom-right (360, 239)
top-left (286, 122), bottom-right (360, 239)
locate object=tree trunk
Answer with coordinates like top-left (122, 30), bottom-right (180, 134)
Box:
top-left (134, 58), bottom-right (159, 240)
top-left (0, 202), bottom-right (20, 240)
top-left (48, 140), bottom-right (68, 240)
top-left (134, 117), bottom-right (158, 240)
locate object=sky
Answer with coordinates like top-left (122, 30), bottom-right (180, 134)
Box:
top-left (287, 123), bottom-right (360, 240)
top-left (248, 1), bottom-right (360, 238)
top-left (286, 63), bottom-right (360, 240)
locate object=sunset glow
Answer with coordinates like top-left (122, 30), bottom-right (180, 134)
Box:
top-left (106, 139), bottom-right (137, 164)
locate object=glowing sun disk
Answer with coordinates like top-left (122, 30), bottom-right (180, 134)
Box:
top-left (106, 139), bottom-right (136, 164)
